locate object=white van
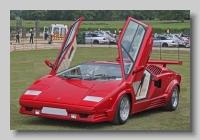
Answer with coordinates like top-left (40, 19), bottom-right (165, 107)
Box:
top-left (43, 24), bottom-right (68, 44)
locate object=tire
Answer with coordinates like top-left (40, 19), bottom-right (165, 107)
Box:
top-left (162, 43), bottom-right (168, 47)
top-left (164, 86), bottom-right (179, 111)
top-left (93, 40), bottom-right (99, 44)
top-left (111, 95), bottom-right (131, 125)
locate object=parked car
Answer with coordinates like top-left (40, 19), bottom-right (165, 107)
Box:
top-left (104, 30), bottom-right (116, 38)
top-left (94, 31), bottom-right (117, 44)
top-left (153, 35), bottom-right (178, 47)
top-left (85, 33), bottom-right (110, 44)
top-left (163, 34), bottom-right (188, 47)
top-left (178, 36), bottom-right (190, 48)
top-left (19, 16), bottom-right (183, 125)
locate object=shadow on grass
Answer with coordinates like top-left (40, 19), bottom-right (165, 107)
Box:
top-left (129, 108), bottom-right (163, 120)
top-left (19, 108), bottom-right (163, 130)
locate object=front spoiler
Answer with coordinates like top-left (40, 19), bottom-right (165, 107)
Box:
top-left (19, 100), bottom-right (114, 123)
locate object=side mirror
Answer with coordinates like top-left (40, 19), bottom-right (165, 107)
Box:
top-left (132, 65), bottom-right (145, 74)
top-left (45, 60), bottom-right (54, 68)
top-left (116, 56), bottom-right (120, 61)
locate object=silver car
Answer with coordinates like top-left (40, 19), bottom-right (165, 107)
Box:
top-left (85, 33), bottom-right (110, 44)
top-left (163, 34), bottom-right (189, 47)
top-left (94, 31), bottom-right (117, 44)
top-left (153, 35), bottom-right (178, 47)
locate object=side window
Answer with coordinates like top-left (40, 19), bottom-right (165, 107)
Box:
top-left (92, 34), bottom-right (97, 37)
top-left (85, 34), bottom-right (91, 37)
top-left (154, 38), bottom-right (160, 40)
top-left (61, 28), bottom-right (66, 36)
top-left (161, 37), bottom-right (166, 40)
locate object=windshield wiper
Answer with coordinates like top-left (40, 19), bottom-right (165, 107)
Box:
top-left (84, 74), bottom-right (117, 80)
top-left (62, 75), bottom-right (83, 80)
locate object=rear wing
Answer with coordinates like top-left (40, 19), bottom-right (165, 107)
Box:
top-left (148, 60), bottom-right (183, 67)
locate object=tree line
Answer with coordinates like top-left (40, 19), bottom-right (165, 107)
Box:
top-left (10, 10), bottom-right (190, 22)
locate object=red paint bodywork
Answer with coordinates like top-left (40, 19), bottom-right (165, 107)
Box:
top-left (19, 17), bottom-right (182, 123)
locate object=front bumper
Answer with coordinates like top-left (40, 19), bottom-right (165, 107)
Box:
top-left (19, 100), bottom-right (114, 123)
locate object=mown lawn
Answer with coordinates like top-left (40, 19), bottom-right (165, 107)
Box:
top-left (10, 47), bottom-right (190, 130)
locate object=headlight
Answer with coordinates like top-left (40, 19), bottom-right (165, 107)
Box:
top-left (24, 90), bottom-right (42, 95)
top-left (83, 96), bottom-right (103, 102)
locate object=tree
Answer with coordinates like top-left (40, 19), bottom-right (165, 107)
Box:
top-left (10, 13), bottom-right (16, 20)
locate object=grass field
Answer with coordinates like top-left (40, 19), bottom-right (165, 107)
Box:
top-left (10, 20), bottom-right (190, 32)
top-left (10, 47), bottom-right (190, 130)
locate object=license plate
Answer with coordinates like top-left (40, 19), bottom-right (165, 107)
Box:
top-left (41, 107), bottom-right (68, 116)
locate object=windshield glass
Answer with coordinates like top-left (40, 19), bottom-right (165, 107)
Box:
top-left (53, 27), bottom-right (59, 34)
top-left (56, 62), bottom-right (122, 81)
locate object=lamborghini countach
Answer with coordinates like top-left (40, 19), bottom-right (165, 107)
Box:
top-left (19, 16), bottom-right (182, 125)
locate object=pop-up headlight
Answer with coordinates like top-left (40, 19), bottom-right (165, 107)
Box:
top-left (24, 90), bottom-right (42, 95)
top-left (83, 96), bottom-right (103, 102)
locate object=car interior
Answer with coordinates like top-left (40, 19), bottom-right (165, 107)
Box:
top-left (132, 70), bottom-right (151, 100)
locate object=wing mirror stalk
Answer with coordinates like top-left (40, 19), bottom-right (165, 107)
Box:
top-left (45, 60), bottom-right (54, 68)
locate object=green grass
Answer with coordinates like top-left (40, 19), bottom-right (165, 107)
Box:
top-left (10, 48), bottom-right (190, 130)
top-left (10, 20), bottom-right (190, 32)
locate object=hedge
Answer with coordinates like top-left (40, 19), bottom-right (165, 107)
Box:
top-left (10, 25), bottom-right (190, 34)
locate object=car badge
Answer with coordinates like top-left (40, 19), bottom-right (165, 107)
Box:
top-left (57, 97), bottom-right (61, 100)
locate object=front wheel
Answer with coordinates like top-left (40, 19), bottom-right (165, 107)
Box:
top-left (111, 95), bottom-right (131, 125)
top-left (164, 86), bottom-right (179, 111)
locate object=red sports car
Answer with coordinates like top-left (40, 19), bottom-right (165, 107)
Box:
top-left (19, 16), bottom-right (182, 125)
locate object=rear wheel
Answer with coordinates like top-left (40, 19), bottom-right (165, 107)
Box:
top-left (111, 95), bottom-right (131, 125)
top-left (164, 86), bottom-right (179, 111)
top-left (162, 43), bottom-right (168, 47)
top-left (93, 40), bottom-right (99, 44)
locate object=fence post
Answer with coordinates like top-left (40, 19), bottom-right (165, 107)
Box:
top-left (160, 42), bottom-right (161, 60)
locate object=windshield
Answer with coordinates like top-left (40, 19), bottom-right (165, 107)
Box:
top-left (53, 27), bottom-right (59, 34)
top-left (56, 62), bottom-right (122, 81)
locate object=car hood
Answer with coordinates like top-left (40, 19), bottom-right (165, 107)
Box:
top-left (22, 75), bottom-right (122, 105)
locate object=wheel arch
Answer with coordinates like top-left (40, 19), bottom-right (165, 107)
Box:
top-left (93, 39), bottom-right (99, 44)
top-left (164, 79), bottom-right (180, 103)
top-left (162, 42), bottom-right (168, 47)
top-left (112, 90), bottom-right (135, 115)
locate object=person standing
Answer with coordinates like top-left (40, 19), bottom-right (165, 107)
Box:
top-left (154, 33), bottom-right (158, 38)
top-left (29, 28), bottom-right (34, 43)
top-left (166, 28), bottom-right (170, 34)
top-left (16, 30), bottom-right (20, 43)
top-left (179, 31), bottom-right (183, 37)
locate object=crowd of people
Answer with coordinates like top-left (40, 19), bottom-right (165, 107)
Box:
top-left (10, 28), bottom-right (35, 44)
